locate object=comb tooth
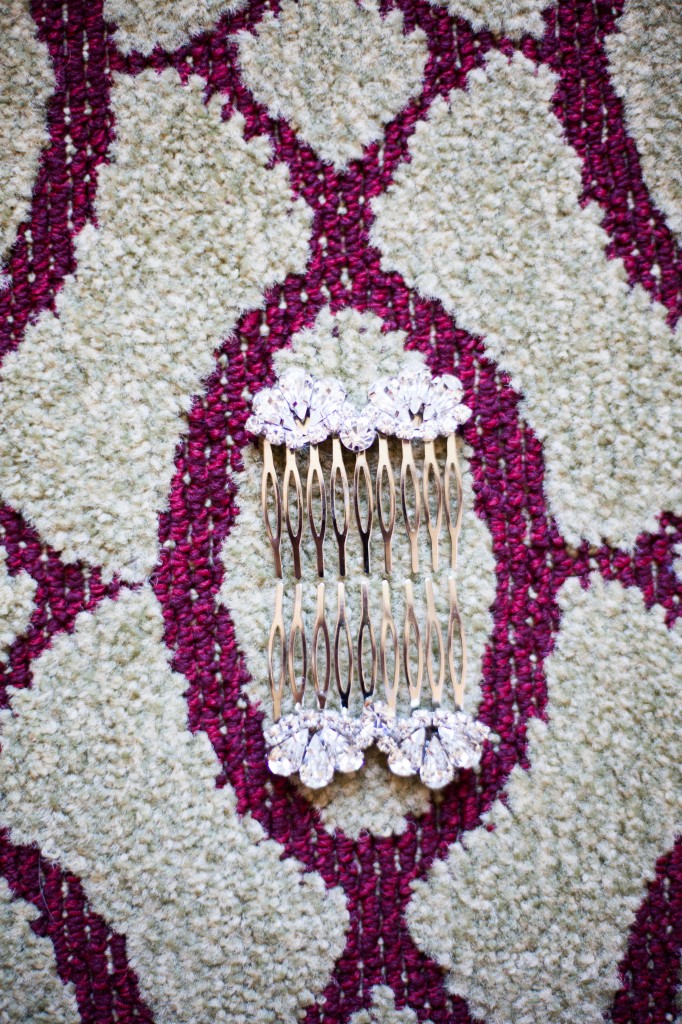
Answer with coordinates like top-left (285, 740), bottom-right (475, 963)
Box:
top-left (425, 577), bottom-right (445, 707)
top-left (331, 437), bottom-right (350, 578)
top-left (376, 435), bottom-right (396, 575)
top-left (353, 449), bottom-right (373, 575)
top-left (403, 579), bottom-right (423, 709)
top-left (268, 581), bottom-right (286, 721)
top-left (312, 582), bottom-right (330, 711)
top-left (443, 432), bottom-right (463, 573)
top-left (423, 439), bottom-right (443, 572)
top-left (261, 439), bottom-right (282, 579)
top-left (333, 581), bottom-right (353, 709)
top-left (283, 447), bottom-right (304, 580)
top-left (287, 581), bottom-right (307, 708)
top-left (380, 580), bottom-right (399, 714)
top-left (357, 581), bottom-right (376, 704)
top-left (307, 444), bottom-right (326, 578)
top-left (400, 439), bottom-right (421, 574)
top-left (447, 574), bottom-right (467, 711)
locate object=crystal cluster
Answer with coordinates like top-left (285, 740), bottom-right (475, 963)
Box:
top-left (266, 709), bottom-right (371, 790)
top-left (246, 364), bottom-right (471, 450)
top-left (367, 366), bottom-right (471, 441)
top-left (356, 702), bottom-right (489, 789)
top-left (246, 368), bottom-right (349, 449)
top-left (266, 702), bottom-right (489, 791)
top-left (373, 705), bottom-right (490, 790)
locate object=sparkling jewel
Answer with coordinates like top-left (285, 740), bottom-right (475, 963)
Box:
top-left (311, 378), bottom-right (348, 432)
top-left (279, 368), bottom-right (314, 421)
top-left (252, 388), bottom-right (296, 431)
top-left (387, 745), bottom-right (416, 777)
top-left (368, 367), bottom-right (471, 442)
top-left (386, 716), bottom-right (427, 778)
top-left (338, 411), bottom-right (377, 452)
top-left (319, 723), bottom-right (363, 773)
top-left (367, 376), bottom-right (397, 416)
top-left (356, 701), bottom-right (395, 750)
top-left (422, 374), bottom-right (463, 419)
top-left (365, 704), bottom-right (489, 785)
top-left (419, 734), bottom-right (454, 789)
top-left (248, 364), bottom-right (469, 450)
top-left (299, 731), bottom-right (334, 789)
top-left (397, 366), bottom-right (432, 416)
top-left (265, 709), bottom-right (367, 788)
top-left (268, 727), bottom-right (308, 776)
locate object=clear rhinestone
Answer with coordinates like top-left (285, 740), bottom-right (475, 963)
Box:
top-left (320, 724), bottom-right (363, 773)
top-left (410, 708), bottom-right (435, 729)
top-left (245, 408), bottom-right (285, 445)
top-left (357, 702), bottom-right (395, 749)
top-left (265, 716), bottom-right (296, 746)
top-left (329, 712), bottom-right (361, 742)
top-left (431, 708), bottom-right (459, 729)
top-left (299, 708), bottom-right (321, 728)
top-left (387, 745), bottom-right (417, 777)
top-left (253, 388), bottom-right (297, 433)
top-left (420, 735), bottom-right (455, 789)
top-left (368, 408), bottom-right (397, 435)
top-left (246, 413), bottom-right (264, 435)
top-left (420, 419), bottom-right (442, 442)
top-left (339, 412), bottom-right (376, 452)
top-left (397, 366), bottom-right (432, 416)
top-left (422, 376), bottom-right (463, 422)
top-left (299, 731), bottom-right (335, 789)
top-left (397, 725), bottom-right (426, 773)
top-left (434, 709), bottom-right (488, 770)
top-left (267, 727), bottom-right (309, 776)
top-left (367, 376), bottom-right (398, 416)
top-left (327, 399), bottom-right (357, 434)
top-left (437, 404), bottom-right (472, 434)
top-left (283, 419), bottom-right (309, 449)
top-left (262, 423), bottom-right (284, 446)
top-left (437, 724), bottom-right (473, 764)
top-left (279, 369), bottom-right (314, 421)
top-left (311, 378), bottom-right (348, 433)
top-left (469, 721), bottom-right (490, 744)
top-left (395, 419), bottom-right (425, 441)
top-left (307, 421), bottom-right (330, 445)
top-left (453, 710), bottom-right (490, 744)
top-left (439, 374), bottom-right (464, 400)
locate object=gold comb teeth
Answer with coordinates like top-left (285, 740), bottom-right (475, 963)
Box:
top-left (249, 361), bottom-right (490, 791)
top-left (423, 440), bottom-right (443, 571)
top-left (283, 448), bottom-right (304, 581)
top-left (375, 435), bottom-right (396, 574)
top-left (261, 439), bottom-right (282, 578)
top-left (311, 582), bottom-right (330, 710)
top-left (307, 443), bottom-right (326, 578)
top-left (380, 580), bottom-right (399, 714)
top-left (353, 449), bottom-right (373, 575)
top-left (330, 437), bottom-right (350, 578)
top-left (334, 581), bottom-right (353, 710)
top-left (400, 439), bottom-right (421, 574)
top-left (357, 581), bottom-right (377, 703)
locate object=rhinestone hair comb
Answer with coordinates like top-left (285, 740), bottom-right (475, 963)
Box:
top-left (246, 364), bottom-right (490, 790)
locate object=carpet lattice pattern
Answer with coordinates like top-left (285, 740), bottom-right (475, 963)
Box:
top-left (0, 1), bottom-right (680, 1022)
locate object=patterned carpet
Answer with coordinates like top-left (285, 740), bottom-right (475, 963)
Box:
top-left (0, 1), bottom-right (681, 1021)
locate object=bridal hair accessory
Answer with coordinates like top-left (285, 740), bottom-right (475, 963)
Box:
top-left (246, 364), bottom-right (490, 791)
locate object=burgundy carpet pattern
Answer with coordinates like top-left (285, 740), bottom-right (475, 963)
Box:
top-left (0, 1), bottom-right (680, 1022)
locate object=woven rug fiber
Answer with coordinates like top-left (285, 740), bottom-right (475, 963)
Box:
top-left (0, 1), bottom-right (681, 1022)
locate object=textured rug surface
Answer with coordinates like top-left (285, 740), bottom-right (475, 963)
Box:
top-left (0, 1), bottom-right (681, 1022)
